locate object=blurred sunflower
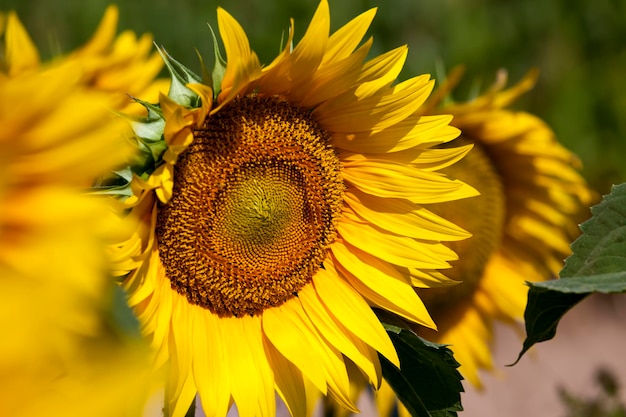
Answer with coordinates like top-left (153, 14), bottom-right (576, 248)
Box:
top-left (0, 5), bottom-right (168, 114)
top-left (107, 1), bottom-right (478, 417)
top-left (0, 59), bottom-right (152, 416)
top-left (373, 68), bottom-right (595, 417)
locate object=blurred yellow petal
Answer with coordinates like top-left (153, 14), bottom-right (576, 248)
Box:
top-left (4, 11), bottom-right (40, 75)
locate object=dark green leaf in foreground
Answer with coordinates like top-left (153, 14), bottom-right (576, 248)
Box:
top-left (380, 324), bottom-right (464, 417)
top-left (515, 183), bottom-right (626, 363)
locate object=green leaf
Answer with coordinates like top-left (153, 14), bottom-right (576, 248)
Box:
top-left (530, 271), bottom-right (626, 293)
top-left (515, 183), bottom-right (626, 363)
top-left (380, 325), bottom-right (464, 417)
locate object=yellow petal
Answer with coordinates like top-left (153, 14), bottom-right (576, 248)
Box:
top-left (262, 297), bottom-right (329, 395)
top-left (299, 283), bottom-right (380, 386)
top-left (337, 214), bottom-right (457, 269)
top-left (285, 0), bottom-right (330, 85)
top-left (342, 158), bottom-right (478, 204)
top-left (481, 252), bottom-right (530, 318)
top-left (215, 7), bottom-right (261, 109)
top-left (332, 114), bottom-right (456, 154)
top-left (344, 188), bottom-right (470, 241)
top-left (5, 11), bottom-right (40, 75)
top-left (355, 46), bottom-right (408, 96)
top-left (264, 340), bottom-right (307, 417)
top-left (167, 294), bottom-right (197, 417)
top-left (407, 267), bottom-right (460, 289)
top-left (168, 370), bottom-right (198, 417)
top-left (263, 296), bottom-right (354, 410)
top-left (187, 83), bottom-right (214, 127)
top-left (343, 140), bottom-right (471, 169)
top-left (403, 143), bottom-right (472, 169)
top-left (223, 315), bottom-right (275, 417)
top-left (150, 262), bottom-right (174, 369)
top-left (322, 8), bottom-right (376, 64)
top-left (314, 76), bottom-right (433, 133)
top-left (79, 5), bottom-right (118, 55)
top-left (432, 304), bottom-right (493, 387)
top-left (510, 214), bottom-right (572, 253)
top-left (191, 309), bottom-right (232, 417)
top-left (295, 38), bottom-right (372, 108)
top-left (331, 242), bottom-right (436, 329)
top-left (312, 262), bottom-right (399, 367)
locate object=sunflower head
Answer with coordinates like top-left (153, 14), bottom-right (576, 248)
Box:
top-left (156, 95), bottom-right (345, 317)
top-left (410, 68), bottom-right (595, 386)
top-left (107, 3), bottom-right (479, 417)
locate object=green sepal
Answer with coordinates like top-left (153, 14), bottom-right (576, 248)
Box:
top-left (90, 167), bottom-right (135, 198)
top-left (156, 44), bottom-right (202, 107)
top-left (92, 107), bottom-right (167, 199)
top-left (127, 102), bottom-right (166, 160)
top-left (128, 97), bottom-right (164, 133)
top-left (207, 23), bottom-right (227, 100)
top-left (377, 311), bottom-right (464, 417)
top-left (195, 48), bottom-right (213, 87)
top-left (514, 182), bottom-right (626, 364)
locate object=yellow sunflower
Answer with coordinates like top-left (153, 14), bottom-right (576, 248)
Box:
top-left (372, 67), bottom-right (595, 417)
top-left (0, 60), bottom-right (152, 416)
top-left (0, 5), bottom-right (169, 115)
top-left (109, 2), bottom-right (479, 417)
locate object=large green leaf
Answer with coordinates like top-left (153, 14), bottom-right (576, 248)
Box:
top-left (381, 323), bottom-right (464, 417)
top-left (515, 183), bottom-right (626, 363)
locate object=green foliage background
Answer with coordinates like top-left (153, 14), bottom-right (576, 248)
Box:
top-left (4, 0), bottom-right (626, 193)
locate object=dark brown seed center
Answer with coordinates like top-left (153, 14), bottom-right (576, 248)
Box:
top-left (156, 96), bottom-right (344, 317)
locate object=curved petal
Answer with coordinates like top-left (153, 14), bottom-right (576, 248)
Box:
top-left (342, 158), bottom-right (478, 204)
top-left (299, 283), bottom-right (380, 386)
top-left (215, 7), bottom-right (261, 109)
top-left (192, 308), bottom-right (233, 417)
top-left (314, 76), bottom-right (433, 133)
top-left (263, 339), bottom-right (307, 417)
top-left (5, 12), bottom-right (40, 75)
top-left (79, 5), bottom-right (118, 55)
top-left (344, 188), bottom-right (470, 241)
top-left (322, 7), bottom-right (376, 64)
top-left (285, 0), bottom-right (330, 85)
top-left (262, 296), bottom-right (354, 411)
top-left (223, 315), bottom-right (275, 417)
top-left (332, 114), bottom-right (457, 154)
top-left (312, 262), bottom-right (399, 367)
top-left (294, 38), bottom-right (372, 108)
top-left (355, 46), bottom-right (408, 96)
top-left (167, 292), bottom-right (197, 417)
top-left (331, 241), bottom-right (436, 329)
top-left (255, 0), bottom-right (330, 95)
top-left (337, 214), bottom-right (458, 269)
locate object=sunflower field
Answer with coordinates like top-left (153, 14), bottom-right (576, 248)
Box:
top-left (2, 1), bottom-right (625, 417)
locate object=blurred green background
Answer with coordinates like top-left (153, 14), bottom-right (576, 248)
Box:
top-left (4, 0), bottom-right (625, 194)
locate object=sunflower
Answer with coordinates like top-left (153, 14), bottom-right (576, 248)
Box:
top-left (0, 5), bottom-right (169, 115)
top-left (108, 2), bottom-right (479, 417)
top-left (371, 67), bottom-right (595, 417)
top-left (0, 57), bottom-right (152, 416)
